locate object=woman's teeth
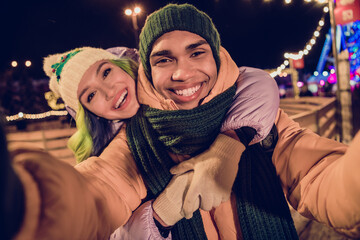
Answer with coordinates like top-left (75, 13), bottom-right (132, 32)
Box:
top-left (174, 84), bottom-right (201, 97)
top-left (115, 90), bottom-right (128, 109)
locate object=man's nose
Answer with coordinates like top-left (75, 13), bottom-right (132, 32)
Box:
top-left (172, 60), bottom-right (195, 81)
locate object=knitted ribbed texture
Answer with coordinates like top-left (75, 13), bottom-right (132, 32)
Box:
top-left (139, 3), bottom-right (221, 80)
top-left (44, 47), bottom-right (118, 112)
top-left (126, 85), bottom-right (236, 240)
top-left (234, 127), bottom-right (299, 240)
top-left (144, 88), bottom-right (236, 155)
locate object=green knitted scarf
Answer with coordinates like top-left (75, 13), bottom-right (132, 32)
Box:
top-left (126, 85), bottom-right (298, 240)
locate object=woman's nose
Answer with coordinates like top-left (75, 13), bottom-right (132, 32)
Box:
top-left (102, 84), bottom-right (116, 101)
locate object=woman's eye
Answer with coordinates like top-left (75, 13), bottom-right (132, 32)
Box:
top-left (87, 92), bottom-right (95, 103)
top-left (103, 68), bottom-right (111, 78)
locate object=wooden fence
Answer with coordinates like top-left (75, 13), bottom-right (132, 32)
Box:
top-left (280, 96), bottom-right (338, 139)
top-left (6, 127), bottom-right (77, 166)
top-left (6, 97), bottom-right (338, 167)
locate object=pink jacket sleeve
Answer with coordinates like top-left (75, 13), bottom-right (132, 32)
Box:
top-left (221, 67), bottom-right (279, 144)
top-left (109, 201), bottom-right (171, 240)
top-left (106, 47), bottom-right (139, 63)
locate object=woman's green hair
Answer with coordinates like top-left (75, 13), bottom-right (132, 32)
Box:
top-left (68, 58), bottom-right (138, 163)
top-left (67, 104), bottom-right (93, 163)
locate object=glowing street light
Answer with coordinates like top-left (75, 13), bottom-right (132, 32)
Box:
top-left (11, 61), bottom-right (18, 67)
top-left (25, 60), bottom-right (32, 67)
top-left (125, 6), bottom-right (142, 47)
top-left (134, 7), bottom-right (141, 14)
top-left (125, 9), bottom-right (132, 16)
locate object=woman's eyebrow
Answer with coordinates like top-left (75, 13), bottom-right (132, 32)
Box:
top-left (96, 62), bottom-right (108, 76)
top-left (78, 87), bottom-right (89, 102)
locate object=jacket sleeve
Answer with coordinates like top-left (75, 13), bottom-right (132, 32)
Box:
top-left (110, 200), bottom-right (172, 240)
top-left (106, 46), bottom-right (139, 63)
top-left (12, 127), bottom-right (147, 240)
top-left (221, 67), bottom-right (279, 144)
top-left (12, 148), bottom-right (104, 240)
top-left (75, 127), bottom-right (147, 234)
top-left (273, 109), bottom-right (360, 238)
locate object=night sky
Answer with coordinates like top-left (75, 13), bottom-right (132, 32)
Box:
top-left (1, 0), bottom-right (330, 77)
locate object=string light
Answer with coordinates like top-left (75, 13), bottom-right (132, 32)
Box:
top-left (6, 110), bottom-right (68, 122)
top-left (270, 12), bottom-right (327, 78)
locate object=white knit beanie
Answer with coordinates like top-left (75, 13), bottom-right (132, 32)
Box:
top-left (44, 47), bottom-right (118, 113)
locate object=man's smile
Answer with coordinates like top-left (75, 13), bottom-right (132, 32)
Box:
top-left (172, 83), bottom-right (202, 97)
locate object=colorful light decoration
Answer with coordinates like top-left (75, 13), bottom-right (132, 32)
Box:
top-left (271, 6), bottom-right (328, 77)
top-left (327, 72), bottom-right (337, 83)
top-left (311, 20), bottom-right (360, 84)
top-left (297, 81), bottom-right (304, 88)
top-left (345, 20), bottom-right (360, 82)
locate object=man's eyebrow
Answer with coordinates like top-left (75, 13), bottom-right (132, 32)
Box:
top-left (186, 40), bottom-right (208, 50)
top-left (150, 40), bottom-right (209, 59)
top-left (96, 61), bottom-right (108, 76)
top-left (150, 50), bottom-right (171, 58)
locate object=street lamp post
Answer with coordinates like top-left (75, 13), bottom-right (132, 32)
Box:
top-left (125, 7), bottom-right (142, 48)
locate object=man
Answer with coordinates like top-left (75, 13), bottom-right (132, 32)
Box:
top-left (127, 3), bottom-right (360, 239)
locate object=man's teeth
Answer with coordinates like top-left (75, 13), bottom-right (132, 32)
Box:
top-left (115, 90), bottom-right (128, 109)
top-left (174, 85), bottom-right (201, 97)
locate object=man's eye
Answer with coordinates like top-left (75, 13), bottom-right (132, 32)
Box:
top-left (87, 92), bottom-right (95, 103)
top-left (156, 58), bottom-right (171, 65)
top-left (103, 68), bottom-right (111, 78)
top-left (191, 51), bottom-right (205, 57)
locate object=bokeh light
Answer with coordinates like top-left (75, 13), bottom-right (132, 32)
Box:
top-left (11, 61), bottom-right (18, 67)
top-left (25, 60), bottom-right (31, 67)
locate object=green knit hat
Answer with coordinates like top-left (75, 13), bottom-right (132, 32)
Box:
top-left (139, 3), bottom-right (221, 80)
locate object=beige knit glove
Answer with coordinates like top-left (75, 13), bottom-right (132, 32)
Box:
top-left (152, 171), bottom-right (199, 226)
top-left (170, 134), bottom-right (245, 219)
